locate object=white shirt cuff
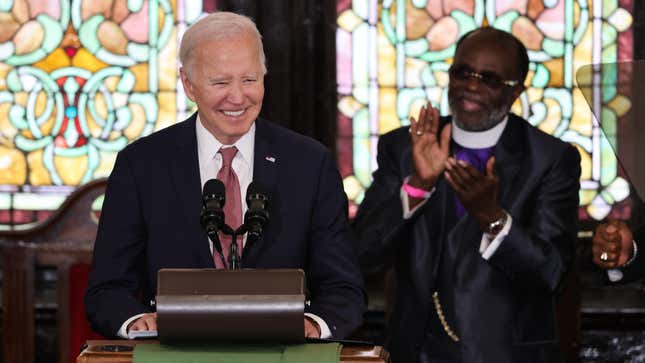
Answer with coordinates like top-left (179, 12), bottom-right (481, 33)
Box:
top-left (118, 313), bottom-right (146, 339)
top-left (479, 212), bottom-right (513, 260)
top-left (400, 176), bottom-right (434, 219)
top-left (607, 240), bottom-right (638, 282)
top-left (607, 268), bottom-right (624, 282)
top-left (305, 313), bottom-right (331, 339)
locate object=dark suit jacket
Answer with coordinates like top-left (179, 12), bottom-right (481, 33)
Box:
top-left (85, 114), bottom-right (365, 338)
top-left (353, 114), bottom-right (581, 363)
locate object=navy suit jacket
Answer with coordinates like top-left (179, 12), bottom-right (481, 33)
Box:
top-left (353, 114), bottom-right (581, 363)
top-left (85, 114), bottom-right (365, 338)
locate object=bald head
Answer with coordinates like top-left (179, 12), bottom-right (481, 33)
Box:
top-left (455, 28), bottom-right (529, 83)
top-left (180, 12), bottom-right (267, 77)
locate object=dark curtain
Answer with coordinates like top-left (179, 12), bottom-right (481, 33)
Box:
top-left (215, 0), bottom-right (339, 154)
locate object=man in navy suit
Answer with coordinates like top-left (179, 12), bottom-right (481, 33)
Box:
top-left (353, 28), bottom-right (580, 362)
top-left (85, 12), bottom-right (364, 340)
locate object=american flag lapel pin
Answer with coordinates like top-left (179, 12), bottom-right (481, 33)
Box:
top-left (265, 155), bottom-right (276, 163)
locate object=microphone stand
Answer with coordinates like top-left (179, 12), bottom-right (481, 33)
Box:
top-left (229, 230), bottom-right (240, 270)
top-left (221, 224), bottom-right (249, 270)
top-left (206, 229), bottom-right (227, 268)
top-left (228, 224), bottom-right (250, 270)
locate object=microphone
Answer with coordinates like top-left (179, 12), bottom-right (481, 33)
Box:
top-left (244, 182), bottom-right (270, 240)
top-left (200, 179), bottom-right (226, 256)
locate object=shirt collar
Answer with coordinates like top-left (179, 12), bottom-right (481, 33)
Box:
top-left (451, 115), bottom-right (508, 149)
top-left (196, 114), bottom-right (255, 164)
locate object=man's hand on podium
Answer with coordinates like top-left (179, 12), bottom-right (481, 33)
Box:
top-left (304, 316), bottom-right (321, 338)
top-left (128, 312), bottom-right (157, 334)
top-left (126, 312), bottom-right (321, 339)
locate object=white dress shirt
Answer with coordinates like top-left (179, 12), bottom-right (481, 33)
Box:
top-left (401, 116), bottom-right (513, 260)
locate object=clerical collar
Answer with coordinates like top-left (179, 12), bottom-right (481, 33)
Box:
top-left (451, 115), bottom-right (508, 149)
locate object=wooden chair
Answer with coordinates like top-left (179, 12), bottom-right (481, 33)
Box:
top-left (0, 178), bottom-right (107, 363)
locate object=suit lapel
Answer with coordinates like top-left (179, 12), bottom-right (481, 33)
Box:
top-left (168, 114), bottom-right (213, 266)
top-left (494, 114), bottom-right (526, 208)
top-left (242, 118), bottom-right (279, 267)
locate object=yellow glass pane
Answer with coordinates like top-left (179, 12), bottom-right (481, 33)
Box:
top-left (338, 9), bottom-right (364, 32)
top-left (38, 112), bottom-right (56, 137)
top-left (157, 92), bottom-right (177, 131)
top-left (27, 149), bottom-right (52, 185)
top-left (95, 149), bottom-right (117, 178)
top-left (0, 145), bottom-right (26, 184)
top-left (377, 24), bottom-right (396, 87)
top-left (579, 189), bottom-right (596, 205)
top-left (343, 175), bottom-right (364, 200)
top-left (576, 144), bottom-right (591, 180)
top-left (123, 103), bottom-right (146, 139)
top-left (537, 98), bottom-right (562, 135)
top-left (130, 63), bottom-right (150, 92)
top-left (72, 48), bottom-right (109, 73)
top-left (159, 28), bottom-right (178, 91)
top-left (33, 48), bottom-right (72, 73)
top-left (379, 88), bottom-right (399, 134)
top-left (525, 87), bottom-right (545, 105)
top-left (338, 96), bottom-right (364, 118)
top-left (0, 103), bottom-right (17, 141)
top-left (573, 27), bottom-right (593, 80)
top-left (542, 59), bottom-right (564, 87)
top-left (405, 58), bottom-right (427, 88)
top-left (53, 154), bottom-right (88, 185)
top-left (91, 93), bottom-right (109, 121)
top-left (607, 8), bottom-right (633, 32)
top-left (607, 95), bottom-right (631, 118)
top-left (570, 89), bottom-right (593, 137)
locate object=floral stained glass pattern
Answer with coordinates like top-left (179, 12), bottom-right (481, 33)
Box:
top-left (337, 0), bottom-right (634, 220)
top-left (0, 0), bottom-right (204, 228)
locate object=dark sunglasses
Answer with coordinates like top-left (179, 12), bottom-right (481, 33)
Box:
top-left (449, 65), bottom-right (520, 90)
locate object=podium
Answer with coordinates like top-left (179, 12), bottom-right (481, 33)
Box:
top-left (77, 340), bottom-right (390, 362)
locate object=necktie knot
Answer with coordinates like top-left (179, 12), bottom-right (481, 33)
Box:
top-left (219, 146), bottom-right (238, 167)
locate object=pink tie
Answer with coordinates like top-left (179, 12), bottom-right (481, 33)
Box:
top-left (214, 146), bottom-right (243, 268)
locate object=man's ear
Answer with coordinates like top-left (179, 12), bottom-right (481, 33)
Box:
top-left (179, 67), bottom-right (195, 101)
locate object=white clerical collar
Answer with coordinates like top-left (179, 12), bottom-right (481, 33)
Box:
top-left (451, 115), bottom-right (508, 148)
top-left (195, 114), bottom-right (255, 165)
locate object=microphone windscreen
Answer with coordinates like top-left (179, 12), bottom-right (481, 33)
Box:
top-left (246, 181), bottom-right (268, 204)
top-left (203, 179), bottom-right (225, 196)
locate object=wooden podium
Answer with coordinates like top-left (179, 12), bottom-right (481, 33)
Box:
top-left (77, 340), bottom-right (389, 363)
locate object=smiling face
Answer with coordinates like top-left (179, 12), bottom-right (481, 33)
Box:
top-left (180, 32), bottom-right (264, 144)
top-left (448, 31), bottom-right (525, 131)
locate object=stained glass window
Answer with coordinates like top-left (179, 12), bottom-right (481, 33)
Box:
top-left (337, 0), bottom-right (634, 221)
top-left (0, 0), bottom-right (205, 229)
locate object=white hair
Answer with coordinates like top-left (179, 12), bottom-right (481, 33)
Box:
top-left (179, 12), bottom-right (267, 76)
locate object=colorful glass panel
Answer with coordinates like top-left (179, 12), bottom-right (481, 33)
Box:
top-left (0, 0), bottom-right (204, 229)
top-left (337, 0), bottom-right (634, 220)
